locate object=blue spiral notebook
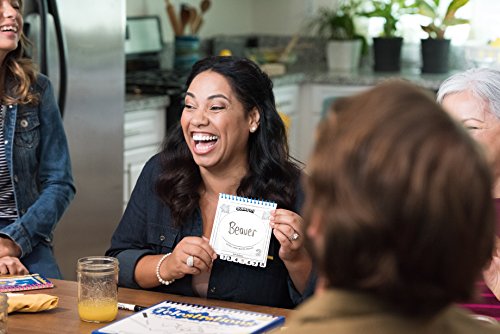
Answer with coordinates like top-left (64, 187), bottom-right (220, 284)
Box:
top-left (93, 299), bottom-right (285, 334)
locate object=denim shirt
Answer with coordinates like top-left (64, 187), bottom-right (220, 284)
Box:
top-left (0, 74), bottom-right (75, 276)
top-left (107, 154), bottom-right (315, 309)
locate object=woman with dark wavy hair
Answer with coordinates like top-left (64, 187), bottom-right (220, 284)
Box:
top-left (107, 56), bottom-right (314, 308)
top-left (0, 0), bottom-right (75, 278)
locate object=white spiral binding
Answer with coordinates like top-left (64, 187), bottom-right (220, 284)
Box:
top-left (219, 193), bottom-right (276, 207)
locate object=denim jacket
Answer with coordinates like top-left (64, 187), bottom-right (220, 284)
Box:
top-left (0, 74), bottom-right (75, 277)
top-left (107, 154), bottom-right (315, 308)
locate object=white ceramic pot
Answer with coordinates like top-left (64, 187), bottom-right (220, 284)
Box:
top-left (326, 39), bottom-right (362, 71)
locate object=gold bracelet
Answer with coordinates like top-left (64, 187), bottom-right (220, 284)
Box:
top-left (156, 252), bottom-right (175, 285)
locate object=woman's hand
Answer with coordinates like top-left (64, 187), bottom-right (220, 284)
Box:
top-left (159, 236), bottom-right (217, 281)
top-left (0, 256), bottom-right (29, 275)
top-left (270, 209), bottom-right (313, 293)
top-left (270, 209), bottom-right (306, 262)
top-left (0, 236), bottom-right (21, 258)
top-left (484, 237), bottom-right (500, 300)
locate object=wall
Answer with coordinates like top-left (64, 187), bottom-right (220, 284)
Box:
top-left (126, 0), bottom-right (255, 42)
top-left (126, 0), bottom-right (500, 46)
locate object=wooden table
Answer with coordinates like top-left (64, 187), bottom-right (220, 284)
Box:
top-left (7, 279), bottom-right (293, 333)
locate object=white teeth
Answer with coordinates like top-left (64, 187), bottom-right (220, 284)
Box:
top-left (0, 26), bottom-right (17, 32)
top-left (193, 134), bottom-right (218, 141)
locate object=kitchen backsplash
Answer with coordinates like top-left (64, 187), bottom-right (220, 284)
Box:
top-left (157, 34), bottom-right (469, 74)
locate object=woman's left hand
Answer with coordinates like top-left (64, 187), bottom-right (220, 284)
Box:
top-left (484, 237), bottom-right (500, 300)
top-left (270, 209), bottom-right (305, 262)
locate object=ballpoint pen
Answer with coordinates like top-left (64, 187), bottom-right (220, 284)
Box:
top-left (117, 302), bottom-right (147, 312)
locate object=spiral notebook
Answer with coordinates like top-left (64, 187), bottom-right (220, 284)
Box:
top-left (93, 300), bottom-right (285, 334)
top-left (210, 194), bottom-right (277, 268)
top-left (0, 273), bottom-right (54, 292)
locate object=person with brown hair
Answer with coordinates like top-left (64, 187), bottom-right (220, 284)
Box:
top-left (0, 0), bottom-right (74, 278)
top-left (285, 81), bottom-right (500, 333)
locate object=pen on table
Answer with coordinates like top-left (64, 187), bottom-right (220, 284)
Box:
top-left (117, 302), bottom-right (147, 312)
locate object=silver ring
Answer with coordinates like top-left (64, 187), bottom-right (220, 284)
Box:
top-left (290, 232), bottom-right (299, 241)
top-left (186, 255), bottom-right (194, 267)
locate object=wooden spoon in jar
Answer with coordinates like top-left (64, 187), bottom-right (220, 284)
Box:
top-left (193, 0), bottom-right (211, 34)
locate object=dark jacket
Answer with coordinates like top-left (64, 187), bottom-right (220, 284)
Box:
top-left (107, 154), bottom-right (314, 308)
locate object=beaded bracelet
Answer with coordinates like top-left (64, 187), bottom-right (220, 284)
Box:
top-left (156, 252), bottom-right (175, 285)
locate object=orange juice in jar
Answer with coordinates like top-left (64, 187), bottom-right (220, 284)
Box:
top-left (77, 256), bottom-right (119, 323)
top-left (78, 297), bottom-right (118, 323)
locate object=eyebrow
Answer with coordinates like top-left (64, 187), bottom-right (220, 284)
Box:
top-left (462, 117), bottom-right (484, 123)
top-left (185, 92), bottom-right (230, 102)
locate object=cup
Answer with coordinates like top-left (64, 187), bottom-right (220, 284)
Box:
top-left (0, 293), bottom-right (7, 334)
top-left (77, 256), bottom-right (119, 323)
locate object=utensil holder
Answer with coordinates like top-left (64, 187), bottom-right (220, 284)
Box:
top-left (174, 36), bottom-right (200, 74)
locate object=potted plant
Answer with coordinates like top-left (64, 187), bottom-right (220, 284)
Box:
top-left (308, 0), bottom-right (366, 71)
top-left (416, 0), bottom-right (470, 73)
top-left (362, 0), bottom-right (417, 72)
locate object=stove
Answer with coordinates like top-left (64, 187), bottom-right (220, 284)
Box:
top-left (126, 69), bottom-right (186, 96)
top-left (125, 16), bottom-right (187, 129)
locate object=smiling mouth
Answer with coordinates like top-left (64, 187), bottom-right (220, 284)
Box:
top-left (0, 25), bottom-right (18, 33)
top-left (193, 134), bottom-right (219, 153)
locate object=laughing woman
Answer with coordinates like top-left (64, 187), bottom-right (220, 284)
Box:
top-left (0, 0), bottom-right (75, 278)
top-left (107, 56), bottom-right (314, 308)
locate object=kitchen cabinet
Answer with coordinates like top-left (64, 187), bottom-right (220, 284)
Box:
top-left (298, 84), bottom-right (371, 163)
top-left (274, 85), bottom-right (300, 161)
top-left (124, 96), bottom-right (169, 209)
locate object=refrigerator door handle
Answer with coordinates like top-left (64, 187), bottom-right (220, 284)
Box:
top-left (47, 0), bottom-right (67, 118)
top-left (35, 0), bottom-right (48, 75)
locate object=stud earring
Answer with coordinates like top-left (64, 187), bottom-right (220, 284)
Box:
top-left (250, 126), bottom-right (257, 133)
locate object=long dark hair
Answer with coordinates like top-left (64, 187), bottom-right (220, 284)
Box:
top-left (156, 56), bottom-right (302, 226)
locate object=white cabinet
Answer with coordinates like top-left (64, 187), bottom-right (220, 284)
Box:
top-left (298, 84), bottom-right (371, 163)
top-left (124, 96), bottom-right (168, 209)
top-left (274, 85), bottom-right (300, 161)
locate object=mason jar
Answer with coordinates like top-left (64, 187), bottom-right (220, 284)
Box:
top-left (77, 256), bottom-right (119, 323)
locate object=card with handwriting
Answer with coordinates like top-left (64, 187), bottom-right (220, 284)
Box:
top-left (210, 194), bottom-right (277, 268)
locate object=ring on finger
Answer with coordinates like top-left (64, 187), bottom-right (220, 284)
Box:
top-left (289, 232), bottom-right (299, 241)
top-left (186, 255), bottom-right (194, 267)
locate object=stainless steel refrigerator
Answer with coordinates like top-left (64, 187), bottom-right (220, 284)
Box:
top-left (23, 0), bottom-right (125, 279)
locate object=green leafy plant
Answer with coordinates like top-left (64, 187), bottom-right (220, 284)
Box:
top-left (308, 0), bottom-right (364, 41)
top-left (416, 0), bottom-right (470, 39)
top-left (362, 0), bottom-right (417, 38)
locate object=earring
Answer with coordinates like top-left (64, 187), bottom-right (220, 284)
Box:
top-left (250, 126), bottom-right (257, 133)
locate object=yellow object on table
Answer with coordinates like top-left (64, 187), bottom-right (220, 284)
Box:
top-left (6, 293), bottom-right (58, 313)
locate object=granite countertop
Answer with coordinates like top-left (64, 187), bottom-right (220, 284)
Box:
top-left (125, 94), bottom-right (170, 112)
top-left (271, 67), bottom-right (457, 91)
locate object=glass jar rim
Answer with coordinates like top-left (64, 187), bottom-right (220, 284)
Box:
top-left (77, 256), bottom-right (119, 273)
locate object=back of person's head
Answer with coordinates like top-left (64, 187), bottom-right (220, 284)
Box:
top-left (304, 80), bottom-right (495, 315)
top-left (436, 67), bottom-right (500, 119)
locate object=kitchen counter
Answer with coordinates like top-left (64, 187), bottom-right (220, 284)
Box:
top-left (271, 67), bottom-right (457, 91)
top-left (125, 94), bottom-right (170, 112)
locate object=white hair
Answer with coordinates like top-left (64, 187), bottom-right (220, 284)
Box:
top-left (436, 67), bottom-right (500, 120)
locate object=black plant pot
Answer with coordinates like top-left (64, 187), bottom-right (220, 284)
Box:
top-left (372, 37), bottom-right (403, 72)
top-left (421, 38), bottom-right (451, 74)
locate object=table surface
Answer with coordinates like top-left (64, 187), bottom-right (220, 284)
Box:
top-left (8, 279), bottom-right (293, 333)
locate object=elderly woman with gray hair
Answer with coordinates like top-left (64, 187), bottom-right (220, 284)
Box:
top-left (437, 67), bottom-right (500, 316)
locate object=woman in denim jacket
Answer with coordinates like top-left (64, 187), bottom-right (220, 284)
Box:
top-left (0, 0), bottom-right (75, 278)
top-left (107, 56), bottom-right (314, 308)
